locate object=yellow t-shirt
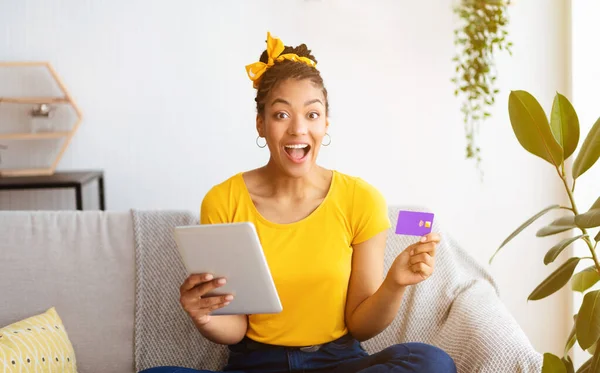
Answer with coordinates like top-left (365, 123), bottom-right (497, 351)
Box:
top-left (199, 170), bottom-right (391, 346)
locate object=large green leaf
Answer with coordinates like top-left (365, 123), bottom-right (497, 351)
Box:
top-left (529, 258), bottom-right (581, 301)
top-left (576, 289), bottom-right (600, 350)
top-left (576, 209), bottom-right (600, 229)
top-left (565, 314), bottom-right (578, 358)
top-left (591, 197), bottom-right (600, 210)
top-left (590, 343), bottom-right (600, 373)
top-left (545, 235), bottom-right (586, 265)
top-left (537, 216), bottom-right (577, 237)
top-left (490, 204), bottom-right (561, 264)
top-left (590, 342), bottom-right (598, 356)
top-left (552, 215), bottom-right (577, 226)
top-left (572, 266), bottom-right (600, 293)
top-left (563, 356), bottom-right (575, 373)
top-left (537, 224), bottom-right (577, 237)
top-left (551, 93), bottom-right (580, 160)
top-left (573, 116), bottom-right (600, 179)
top-left (543, 353), bottom-right (567, 373)
top-left (578, 197), bottom-right (600, 241)
top-left (508, 90), bottom-right (564, 167)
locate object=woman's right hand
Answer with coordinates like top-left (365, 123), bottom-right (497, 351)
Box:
top-left (179, 273), bottom-right (233, 326)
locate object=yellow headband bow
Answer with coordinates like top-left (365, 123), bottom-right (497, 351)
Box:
top-left (245, 32), bottom-right (317, 89)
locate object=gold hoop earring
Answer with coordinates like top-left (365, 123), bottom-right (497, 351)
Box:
top-left (256, 136), bottom-right (267, 148)
top-left (322, 133), bottom-right (331, 146)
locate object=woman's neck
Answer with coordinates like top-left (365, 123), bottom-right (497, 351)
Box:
top-left (260, 161), bottom-right (330, 200)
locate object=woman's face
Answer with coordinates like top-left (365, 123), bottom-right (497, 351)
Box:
top-left (257, 78), bottom-right (329, 178)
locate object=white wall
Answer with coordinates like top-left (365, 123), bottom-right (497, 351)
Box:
top-left (570, 0), bottom-right (600, 368)
top-left (0, 0), bottom-right (574, 356)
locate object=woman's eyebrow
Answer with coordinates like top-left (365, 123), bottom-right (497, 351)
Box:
top-left (270, 98), bottom-right (323, 106)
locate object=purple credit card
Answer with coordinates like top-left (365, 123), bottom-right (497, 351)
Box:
top-left (395, 210), bottom-right (435, 236)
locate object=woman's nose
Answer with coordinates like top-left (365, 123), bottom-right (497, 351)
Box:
top-left (288, 117), bottom-right (308, 135)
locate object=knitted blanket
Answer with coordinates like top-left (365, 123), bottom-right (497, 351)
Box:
top-left (132, 210), bottom-right (228, 372)
top-left (132, 207), bottom-right (542, 372)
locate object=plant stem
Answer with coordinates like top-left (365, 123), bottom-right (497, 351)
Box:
top-left (559, 172), bottom-right (600, 273)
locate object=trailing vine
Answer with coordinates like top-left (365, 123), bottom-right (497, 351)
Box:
top-left (452, 0), bottom-right (512, 173)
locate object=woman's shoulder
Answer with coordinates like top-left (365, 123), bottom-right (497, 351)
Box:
top-left (332, 170), bottom-right (385, 200)
top-left (331, 170), bottom-right (390, 244)
top-left (200, 172), bottom-right (245, 223)
top-left (209, 172), bottom-right (243, 190)
top-left (203, 172), bottom-right (244, 200)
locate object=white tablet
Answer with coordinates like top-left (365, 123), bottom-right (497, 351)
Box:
top-left (173, 222), bottom-right (282, 316)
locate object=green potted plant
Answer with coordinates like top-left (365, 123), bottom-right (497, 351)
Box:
top-left (489, 90), bottom-right (600, 372)
top-left (452, 0), bottom-right (512, 174)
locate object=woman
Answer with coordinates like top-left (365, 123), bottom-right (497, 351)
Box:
top-left (143, 32), bottom-right (456, 373)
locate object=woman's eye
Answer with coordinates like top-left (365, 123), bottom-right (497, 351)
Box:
top-left (275, 112), bottom-right (289, 119)
top-left (308, 112), bottom-right (319, 119)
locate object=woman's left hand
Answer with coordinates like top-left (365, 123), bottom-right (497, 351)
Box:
top-left (387, 233), bottom-right (440, 287)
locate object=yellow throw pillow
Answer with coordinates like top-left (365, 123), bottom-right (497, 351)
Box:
top-left (0, 307), bottom-right (77, 372)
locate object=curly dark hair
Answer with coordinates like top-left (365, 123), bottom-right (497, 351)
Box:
top-left (254, 43), bottom-right (329, 116)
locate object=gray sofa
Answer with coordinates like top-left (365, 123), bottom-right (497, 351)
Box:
top-left (0, 207), bottom-right (543, 372)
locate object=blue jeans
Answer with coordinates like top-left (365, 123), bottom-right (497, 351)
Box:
top-left (139, 334), bottom-right (457, 373)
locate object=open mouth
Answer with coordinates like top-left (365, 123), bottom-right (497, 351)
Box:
top-left (284, 143), bottom-right (311, 162)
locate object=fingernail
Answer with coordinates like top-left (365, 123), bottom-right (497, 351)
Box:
top-left (217, 278), bottom-right (226, 285)
top-left (205, 274), bottom-right (213, 281)
top-left (225, 295), bottom-right (234, 301)
top-left (421, 236), bottom-right (427, 243)
top-left (223, 302), bottom-right (230, 306)
top-left (410, 250), bottom-right (414, 256)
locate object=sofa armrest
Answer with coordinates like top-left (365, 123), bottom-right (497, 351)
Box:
top-left (432, 280), bottom-right (543, 373)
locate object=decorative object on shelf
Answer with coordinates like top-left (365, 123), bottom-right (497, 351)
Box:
top-left (489, 90), bottom-right (600, 373)
top-left (0, 144), bottom-right (6, 165)
top-left (452, 0), bottom-right (512, 174)
top-left (0, 61), bottom-right (82, 177)
top-left (30, 103), bottom-right (56, 133)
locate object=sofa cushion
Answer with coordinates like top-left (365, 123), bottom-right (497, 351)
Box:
top-left (0, 307), bottom-right (77, 372)
top-left (0, 211), bottom-right (135, 373)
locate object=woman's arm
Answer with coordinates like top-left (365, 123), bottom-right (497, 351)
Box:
top-left (345, 231), bottom-right (439, 341)
top-left (194, 315), bottom-right (248, 345)
top-left (344, 230), bottom-right (403, 341)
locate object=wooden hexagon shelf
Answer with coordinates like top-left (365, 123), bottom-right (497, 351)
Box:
top-left (0, 62), bottom-right (82, 177)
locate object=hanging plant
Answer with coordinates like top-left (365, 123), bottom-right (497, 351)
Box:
top-left (452, 0), bottom-right (513, 173)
